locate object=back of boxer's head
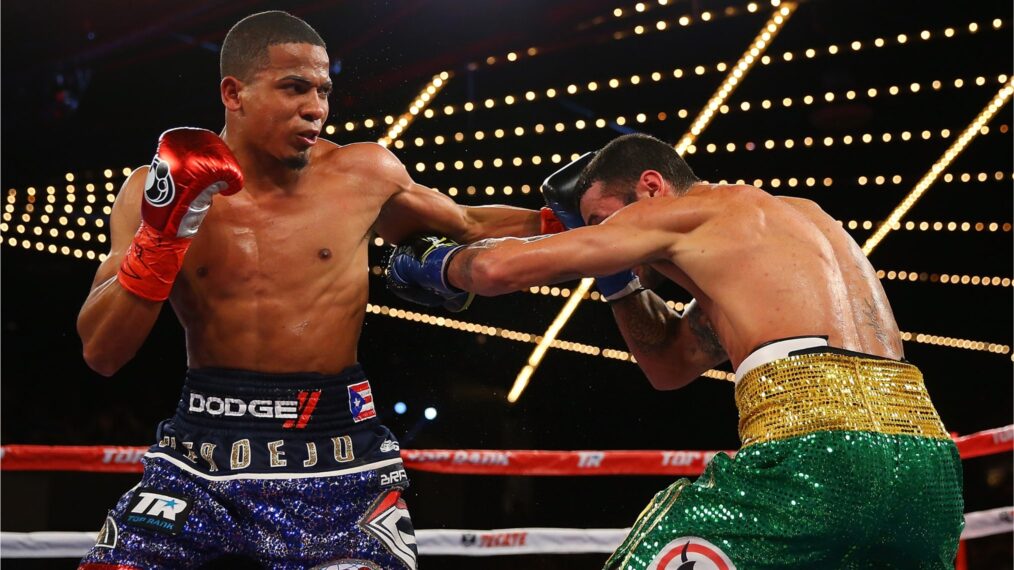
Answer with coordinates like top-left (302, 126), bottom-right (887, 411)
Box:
top-left (221, 11), bottom-right (327, 81)
top-left (573, 133), bottom-right (699, 210)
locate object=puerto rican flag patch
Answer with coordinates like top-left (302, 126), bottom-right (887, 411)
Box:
top-left (348, 380), bottom-right (377, 423)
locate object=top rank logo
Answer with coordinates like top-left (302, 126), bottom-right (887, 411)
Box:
top-left (124, 488), bottom-right (193, 536)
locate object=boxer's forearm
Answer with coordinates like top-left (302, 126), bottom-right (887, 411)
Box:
top-left (459, 205), bottom-right (541, 242)
top-left (610, 290), bottom-right (688, 388)
top-left (78, 274), bottom-right (163, 376)
top-left (447, 236), bottom-right (567, 296)
top-left (614, 295), bottom-right (728, 390)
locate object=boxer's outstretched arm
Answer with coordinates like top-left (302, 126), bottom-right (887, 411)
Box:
top-left (77, 168), bottom-right (162, 376)
top-left (610, 296), bottom-right (727, 390)
top-left (446, 199), bottom-right (675, 295)
top-left (372, 146), bottom-right (540, 244)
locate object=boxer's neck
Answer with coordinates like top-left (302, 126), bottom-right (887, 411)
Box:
top-left (221, 126), bottom-right (304, 192)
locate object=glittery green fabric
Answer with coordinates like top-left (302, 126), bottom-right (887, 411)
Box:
top-left (605, 431), bottom-right (964, 569)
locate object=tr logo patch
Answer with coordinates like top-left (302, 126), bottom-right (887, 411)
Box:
top-left (94, 515), bottom-right (118, 549)
top-left (649, 536), bottom-right (736, 570)
top-left (359, 488), bottom-right (417, 569)
top-left (123, 488), bottom-right (193, 536)
top-left (144, 156), bottom-right (175, 207)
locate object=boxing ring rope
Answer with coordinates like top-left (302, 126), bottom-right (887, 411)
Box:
top-left (2, 425), bottom-right (1010, 475)
top-left (3, 509), bottom-right (1011, 559)
top-left (1, 425), bottom-right (1011, 560)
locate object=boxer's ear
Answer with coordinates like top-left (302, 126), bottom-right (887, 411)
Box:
top-left (638, 170), bottom-right (664, 198)
top-left (221, 77), bottom-right (243, 112)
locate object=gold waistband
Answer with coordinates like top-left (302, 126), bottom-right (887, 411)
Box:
top-left (735, 352), bottom-right (949, 447)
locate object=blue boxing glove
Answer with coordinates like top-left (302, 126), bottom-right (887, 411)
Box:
top-left (539, 153), bottom-right (643, 302)
top-left (384, 236), bottom-right (475, 312)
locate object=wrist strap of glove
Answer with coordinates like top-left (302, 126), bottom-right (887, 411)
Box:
top-left (539, 207), bottom-right (567, 234)
top-left (432, 242), bottom-right (466, 294)
top-left (117, 223), bottom-right (192, 302)
top-left (597, 273), bottom-right (644, 303)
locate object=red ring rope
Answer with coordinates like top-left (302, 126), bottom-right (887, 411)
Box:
top-left (1, 425), bottom-right (1009, 476)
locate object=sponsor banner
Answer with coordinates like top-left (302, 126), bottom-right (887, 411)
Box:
top-left (400, 449), bottom-right (729, 475)
top-left (186, 390), bottom-right (321, 429)
top-left (1, 425), bottom-right (1011, 474)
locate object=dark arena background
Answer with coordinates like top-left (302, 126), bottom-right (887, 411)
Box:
top-left (2, 1), bottom-right (1012, 568)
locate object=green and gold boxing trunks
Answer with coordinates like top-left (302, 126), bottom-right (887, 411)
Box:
top-left (605, 338), bottom-right (964, 570)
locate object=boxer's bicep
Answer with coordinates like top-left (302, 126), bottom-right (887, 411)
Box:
top-left (375, 181), bottom-right (470, 245)
top-left (676, 299), bottom-right (728, 370)
top-left (377, 182), bottom-right (539, 244)
top-left (612, 296), bottom-right (726, 390)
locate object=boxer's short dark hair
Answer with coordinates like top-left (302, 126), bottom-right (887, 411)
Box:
top-left (220, 11), bottom-right (326, 81)
top-left (574, 133), bottom-right (699, 210)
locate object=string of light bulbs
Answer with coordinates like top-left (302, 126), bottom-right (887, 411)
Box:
top-left (402, 126), bottom-right (1004, 174)
top-left (862, 78), bottom-right (1014, 255)
top-left (320, 18), bottom-right (1008, 137)
top-left (363, 302), bottom-right (1011, 362)
top-left (425, 170), bottom-right (1009, 199)
top-left (4, 170), bottom-right (1007, 247)
top-left (377, 72), bottom-right (451, 147)
top-left (399, 18), bottom-right (1009, 126)
top-left (388, 73), bottom-right (1010, 151)
top-left (0, 234), bottom-right (1006, 363)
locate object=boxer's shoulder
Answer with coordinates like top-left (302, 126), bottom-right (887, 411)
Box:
top-left (311, 141), bottom-right (414, 197)
top-left (319, 141), bottom-right (401, 172)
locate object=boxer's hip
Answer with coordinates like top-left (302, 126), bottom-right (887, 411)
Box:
top-left (734, 337), bottom-right (951, 446)
top-left (147, 365), bottom-right (404, 479)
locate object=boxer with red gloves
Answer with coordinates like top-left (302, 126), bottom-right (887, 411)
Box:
top-left (117, 128), bottom-right (243, 302)
top-left (77, 11), bottom-right (549, 570)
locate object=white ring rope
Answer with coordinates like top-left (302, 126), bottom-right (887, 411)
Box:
top-left (1, 508), bottom-right (1010, 558)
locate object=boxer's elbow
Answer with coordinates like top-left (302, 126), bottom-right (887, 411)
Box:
top-left (80, 336), bottom-right (132, 377)
top-left (82, 347), bottom-right (125, 377)
top-left (641, 362), bottom-right (698, 391)
top-left (644, 372), bottom-right (690, 391)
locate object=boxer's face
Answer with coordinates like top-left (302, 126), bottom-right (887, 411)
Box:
top-left (579, 181), bottom-right (634, 226)
top-left (241, 43), bottom-right (331, 169)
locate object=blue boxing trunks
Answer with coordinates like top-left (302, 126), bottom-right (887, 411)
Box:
top-left (79, 365), bottom-right (417, 570)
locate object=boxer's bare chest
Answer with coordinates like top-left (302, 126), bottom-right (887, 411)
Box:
top-left (176, 175), bottom-right (382, 298)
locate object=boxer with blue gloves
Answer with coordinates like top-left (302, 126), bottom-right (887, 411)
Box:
top-left (385, 151), bottom-right (644, 307)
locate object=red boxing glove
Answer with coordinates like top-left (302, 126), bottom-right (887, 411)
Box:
top-left (539, 207), bottom-right (566, 234)
top-left (118, 128), bottom-right (243, 301)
